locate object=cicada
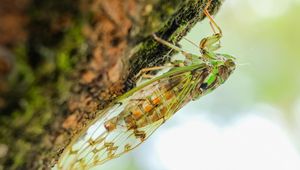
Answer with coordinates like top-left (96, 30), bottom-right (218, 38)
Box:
top-left (54, 1), bottom-right (236, 170)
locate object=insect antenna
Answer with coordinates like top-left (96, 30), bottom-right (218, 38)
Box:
top-left (237, 63), bottom-right (250, 67)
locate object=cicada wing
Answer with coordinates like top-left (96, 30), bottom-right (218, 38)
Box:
top-left (55, 103), bottom-right (125, 170)
top-left (85, 74), bottom-right (198, 169)
top-left (55, 64), bottom-right (207, 170)
top-left (83, 118), bottom-right (165, 169)
top-left (56, 99), bottom-right (165, 170)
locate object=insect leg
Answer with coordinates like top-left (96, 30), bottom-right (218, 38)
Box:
top-left (199, 0), bottom-right (223, 52)
top-left (134, 65), bottom-right (173, 81)
top-left (204, 0), bottom-right (222, 35)
top-left (153, 34), bottom-right (194, 61)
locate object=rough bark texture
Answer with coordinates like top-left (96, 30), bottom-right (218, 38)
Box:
top-left (0, 0), bottom-right (223, 169)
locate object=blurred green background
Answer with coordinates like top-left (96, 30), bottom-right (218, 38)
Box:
top-left (93, 0), bottom-right (300, 169)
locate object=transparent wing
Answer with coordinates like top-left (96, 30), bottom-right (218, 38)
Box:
top-left (55, 65), bottom-right (207, 170)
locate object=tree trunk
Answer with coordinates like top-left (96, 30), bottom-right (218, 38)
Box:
top-left (0, 0), bottom-right (223, 169)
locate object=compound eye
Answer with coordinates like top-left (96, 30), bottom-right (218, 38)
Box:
top-left (199, 82), bottom-right (208, 90)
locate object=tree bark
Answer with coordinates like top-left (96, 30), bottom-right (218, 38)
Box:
top-left (0, 0), bottom-right (223, 169)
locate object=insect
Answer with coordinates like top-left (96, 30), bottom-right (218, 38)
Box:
top-left (53, 1), bottom-right (236, 169)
